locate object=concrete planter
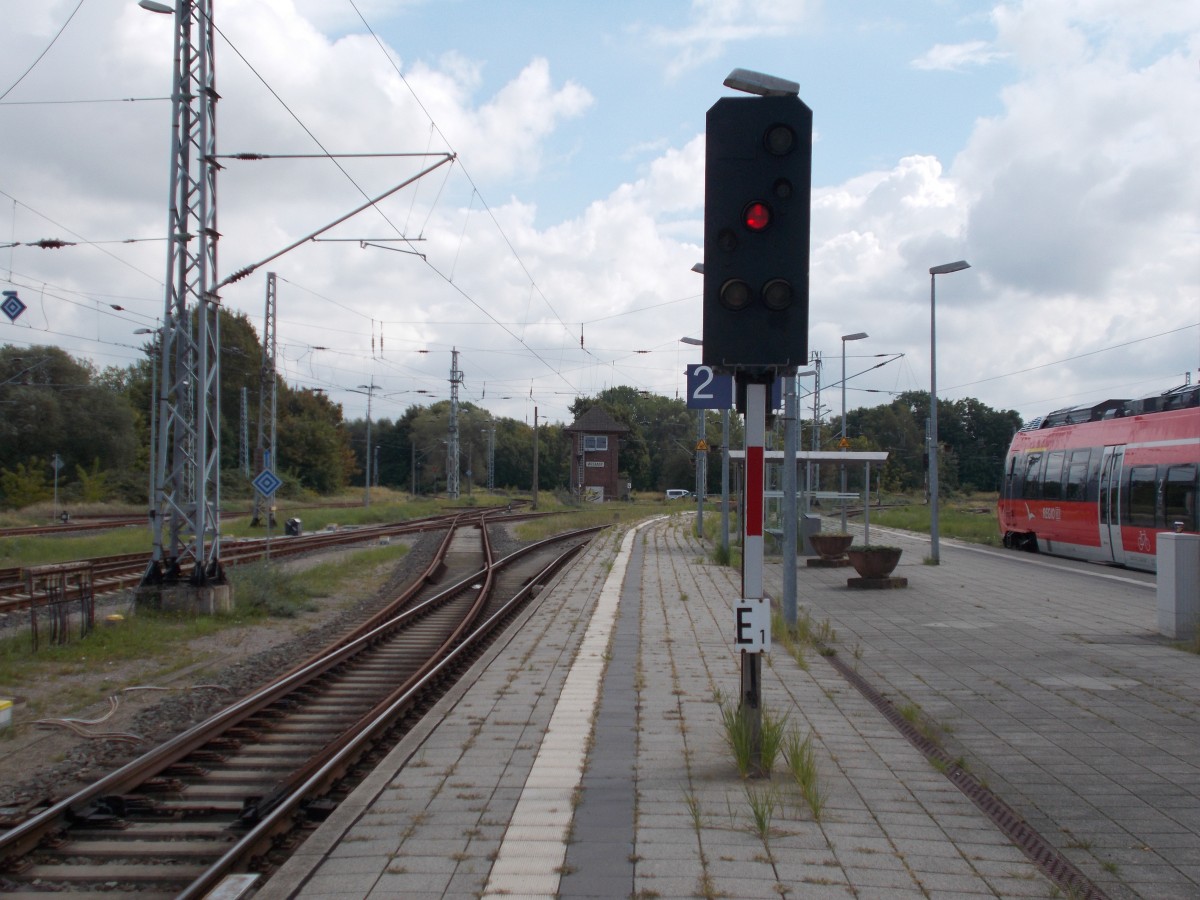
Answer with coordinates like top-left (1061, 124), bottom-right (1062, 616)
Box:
top-left (808, 533), bottom-right (853, 560)
top-left (846, 546), bottom-right (907, 589)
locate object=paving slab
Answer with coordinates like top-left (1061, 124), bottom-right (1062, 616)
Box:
top-left (258, 511), bottom-right (1196, 899)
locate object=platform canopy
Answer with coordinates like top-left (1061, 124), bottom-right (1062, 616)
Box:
top-left (727, 450), bottom-right (889, 462)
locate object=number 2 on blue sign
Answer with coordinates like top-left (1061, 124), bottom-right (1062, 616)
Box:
top-left (686, 364), bottom-right (732, 409)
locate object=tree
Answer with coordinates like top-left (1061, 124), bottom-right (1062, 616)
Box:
top-left (0, 459), bottom-right (52, 508)
top-left (0, 345), bottom-right (138, 500)
top-left (276, 388), bottom-right (355, 493)
top-left (74, 459), bottom-right (110, 503)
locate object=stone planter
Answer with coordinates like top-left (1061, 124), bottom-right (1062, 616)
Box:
top-left (846, 546), bottom-right (907, 589)
top-left (806, 533), bottom-right (853, 568)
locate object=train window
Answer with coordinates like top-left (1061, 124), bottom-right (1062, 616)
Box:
top-left (1127, 466), bottom-right (1159, 528)
top-left (1042, 451), bottom-right (1066, 500)
top-left (1164, 465), bottom-right (1198, 531)
top-left (1022, 453), bottom-right (1043, 499)
top-left (1065, 449), bottom-right (1091, 500)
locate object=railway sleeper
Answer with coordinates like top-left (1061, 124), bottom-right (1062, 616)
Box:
top-left (47, 837), bottom-right (233, 859)
top-left (189, 768), bottom-right (295, 785)
top-left (71, 820), bottom-right (230, 839)
top-left (14, 861), bottom-right (199, 884)
top-left (143, 798), bottom-right (244, 816)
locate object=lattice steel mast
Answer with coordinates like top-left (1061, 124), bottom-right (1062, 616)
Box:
top-left (143, 0), bottom-right (223, 587)
top-left (447, 349), bottom-right (462, 499)
top-left (250, 272), bottom-right (278, 526)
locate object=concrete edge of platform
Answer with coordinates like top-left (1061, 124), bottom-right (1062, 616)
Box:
top-left (256, 523), bottom-right (639, 900)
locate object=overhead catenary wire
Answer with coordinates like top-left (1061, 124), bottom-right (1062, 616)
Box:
top-left (0, 0), bottom-right (85, 102)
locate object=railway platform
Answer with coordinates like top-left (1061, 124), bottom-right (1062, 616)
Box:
top-left (257, 512), bottom-right (1196, 900)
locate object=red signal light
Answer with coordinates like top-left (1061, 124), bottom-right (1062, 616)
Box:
top-left (743, 201), bottom-right (770, 232)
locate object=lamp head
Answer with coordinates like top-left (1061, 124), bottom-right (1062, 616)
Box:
top-left (930, 260), bottom-right (970, 276)
top-left (723, 68), bottom-right (800, 97)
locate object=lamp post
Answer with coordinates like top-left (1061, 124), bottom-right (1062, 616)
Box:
top-left (350, 383), bottom-right (378, 506)
top-left (840, 332), bottom-right (868, 532)
top-left (928, 259), bottom-right (971, 564)
top-left (134, 325), bottom-right (162, 515)
top-left (681, 335), bottom-right (707, 536)
top-left (532, 407), bottom-right (546, 510)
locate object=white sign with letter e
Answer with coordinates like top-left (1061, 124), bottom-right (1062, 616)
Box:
top-left (734, 598), bottom-right (771, 653)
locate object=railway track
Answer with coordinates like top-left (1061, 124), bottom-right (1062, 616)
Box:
top-left (0, 518), bottom-right (145, 540)
top-left (0, 507), bottom-right (546, 616)
top-left (0, 512), bottom-right (600, 896)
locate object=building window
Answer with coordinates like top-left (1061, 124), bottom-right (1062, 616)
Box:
top-left (583, 435), bottom-right (608, 452)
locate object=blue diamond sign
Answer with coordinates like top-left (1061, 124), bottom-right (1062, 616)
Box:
top-left (252, 469), bottom-right (283, 497)
top-left (2, 291), bottom-right (26, 322)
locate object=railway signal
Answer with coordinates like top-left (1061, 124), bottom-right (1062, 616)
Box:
top-left (702, 84), bottom-right (812, 375)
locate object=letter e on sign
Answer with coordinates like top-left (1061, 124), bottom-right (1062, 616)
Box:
top-left (734, 598), bottom-right (771, 653)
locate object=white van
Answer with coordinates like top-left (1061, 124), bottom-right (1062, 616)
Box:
top-left (665, 489), bottom-right (691, 501)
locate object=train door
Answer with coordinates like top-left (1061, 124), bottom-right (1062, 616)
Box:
top-left (1098, 445), bottom-right (1125, 564)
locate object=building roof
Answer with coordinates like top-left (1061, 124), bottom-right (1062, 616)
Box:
top-left (564, 406), bottom-right (631, 434)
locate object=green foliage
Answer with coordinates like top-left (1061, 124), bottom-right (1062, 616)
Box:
top-left (719, 694), bottom-right (757, 777)
top-left (0, 541), bottom-right (411, 695)
top-left (0, 346), bottom-right (138, 495)
top-left (0, 607), bottom-right (232, 689)
top-left (228, 560), bottom-right (319, 617)
top-left (840, 391), bottom-right (1020, 494)
top-left (716, 691), bottom-right (787, 778)
top-left (1, 331), bottom-right (1020, 507)
top-left (868, 497), bottom-right (1002, 546)
top-left (0, 459), bottom-right (52, 508)
top-left (744, 784), bottom-right (781, 841)
top-left (0, 527), bottom-right (156, 569)
top-left (74, 459), bottom-right (109, 503)
top-left (782, 730), bottom-right (824, 820)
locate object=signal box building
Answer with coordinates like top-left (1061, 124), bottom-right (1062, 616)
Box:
top-left (564, 407), bottom-right (629, 502)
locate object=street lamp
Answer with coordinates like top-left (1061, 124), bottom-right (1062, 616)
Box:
top-left (840, 332), bottom-right (868, 531)
top-left (134, 326), bottom-right (163, 513)
top-left (350, 383), bottom-right (378, 506)
top-left (928, 259), bottom-right (971, 564)
top-left (680, 336), bottom-right (706, 533)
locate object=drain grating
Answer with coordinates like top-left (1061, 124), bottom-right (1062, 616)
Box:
top-left (824, 652), bottom-right (1109, 900)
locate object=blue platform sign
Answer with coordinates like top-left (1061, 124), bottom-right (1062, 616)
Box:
top-left (686, 365), bottom-right (783, 411)
top-left (686, 364), bottom-right (733, 410)
top-left (253, 469), bottom-right (283, 497)
top-left (2, 291), bottom-right (26, 322)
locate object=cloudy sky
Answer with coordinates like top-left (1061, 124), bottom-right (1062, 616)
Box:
top-left (1, 0), bottom-right (1197, 430)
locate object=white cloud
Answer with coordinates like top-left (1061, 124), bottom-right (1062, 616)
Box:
top-left (911, 40), bottom-right (1008, 71)
top-left (2, 0), bottom-right (1197, 428)
top-left (641, 0), bottom-right (818, 79)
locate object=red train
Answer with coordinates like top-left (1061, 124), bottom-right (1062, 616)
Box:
top-left (998, 381), bottom-right (1199, 572)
